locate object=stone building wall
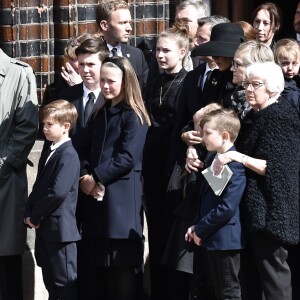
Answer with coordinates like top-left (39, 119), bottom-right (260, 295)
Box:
top-left (2, 1), bottom-right (282, 104)
top-left (0, 0), bottom-right (176, 104)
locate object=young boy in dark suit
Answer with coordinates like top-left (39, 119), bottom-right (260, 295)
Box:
top-left (25, 100), bottom-right (81, 300)
top-left (185, 108), bottom-right (246, 300)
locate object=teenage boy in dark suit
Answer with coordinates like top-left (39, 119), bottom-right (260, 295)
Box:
top-left (59, 37), bottom-right (109, 156)
top-left (58, 37), bottom-right (109, 299)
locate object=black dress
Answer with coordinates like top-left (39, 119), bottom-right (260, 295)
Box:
top-left (142, 68), bottom-right (187, 300)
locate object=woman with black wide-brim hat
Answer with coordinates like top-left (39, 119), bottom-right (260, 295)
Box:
top-left (191, 22), bottom-right (244, 108)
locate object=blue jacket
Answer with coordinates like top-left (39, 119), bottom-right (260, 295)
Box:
top-left (194, 147), bottom-right (246, 250)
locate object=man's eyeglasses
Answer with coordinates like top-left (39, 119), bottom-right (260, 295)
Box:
top-left (241, 81), bottom-right (265, 90)
top-left (231, 60), bottom-right (244, 70)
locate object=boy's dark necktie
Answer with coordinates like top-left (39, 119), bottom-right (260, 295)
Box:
top-left (39, 147), bottom-right (54, 169)
top-left (84, 92), bottom-right (96, 125)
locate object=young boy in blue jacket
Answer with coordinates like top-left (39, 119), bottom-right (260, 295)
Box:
top-left (185, 108), bottom-right (246, 300)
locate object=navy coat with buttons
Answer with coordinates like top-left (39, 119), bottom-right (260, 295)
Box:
top-left (80, 101), bottom-right (148, 239)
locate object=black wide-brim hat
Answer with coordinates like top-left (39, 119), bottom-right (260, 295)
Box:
top-left (191, 23), bottom-right (244, 57)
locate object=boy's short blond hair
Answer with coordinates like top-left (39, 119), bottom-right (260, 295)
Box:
top-left (202, 103), bottom-right (223, 115)
top-left (200, 108), bottom-right (241, 142)
top-left (193, 103), bottom-right (222, 129)
top-left (274, 38), bottom-right (300, 64)
top-left (40, 100), bottom-right (78, 130)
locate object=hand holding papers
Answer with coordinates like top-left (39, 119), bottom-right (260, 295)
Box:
top-left (94, 182), bottom-right (105, 201)
top-left (202, 159), bottom-right (233, 196)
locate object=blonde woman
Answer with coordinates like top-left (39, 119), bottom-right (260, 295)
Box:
top-left (143, 23), bottom-right (190, 300)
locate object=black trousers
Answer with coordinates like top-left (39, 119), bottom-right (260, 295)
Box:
top-left (207, 250), bottom-right (241, 300)
top-left (82, 264), bottom-right (142, 300)
top-left (287, 243), bottom-right (300, 300)
top-left (0, 255), bottom-right (23, 300)
top-left (80, 238), bottom-right (144, 300)
top-left (35, 239), bottom-right (78, 300)
top-left (240, 232), bottom-right (292, 300)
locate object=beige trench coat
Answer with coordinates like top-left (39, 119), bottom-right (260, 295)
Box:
top-left (0, 49), bottom-right (38, 255)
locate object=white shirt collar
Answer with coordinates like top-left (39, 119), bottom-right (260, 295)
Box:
top-left (204, 63), bottom-right (218, 74)
top-left (45, 138), bottom-right (70, 164)
top-left (83, 84), bottom-right (101, 106)
top-left (50, 137), bottom-right (71, 151)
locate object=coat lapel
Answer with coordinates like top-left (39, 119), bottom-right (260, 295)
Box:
top-left (120, 44), bottom-right (132, 59)
top-left (36, 141), bottom-right (71, 180)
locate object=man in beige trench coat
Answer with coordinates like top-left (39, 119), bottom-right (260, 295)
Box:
top-left (0, 48), bottom-right (39, 299)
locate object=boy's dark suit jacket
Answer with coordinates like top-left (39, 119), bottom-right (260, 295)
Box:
top-left (59, 83), bottom-right (104, 158)
top-left (25, 140), bottom-right (81, 243)
top-left (194, 146), bottom-right (246, 251)
top-left (120, 44), bottom-right (148, 94)
top-left (80, 102), bottom-right (148, 239)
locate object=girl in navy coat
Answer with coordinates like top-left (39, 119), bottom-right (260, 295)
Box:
top-left (79, 56), bottom-right (151, 300)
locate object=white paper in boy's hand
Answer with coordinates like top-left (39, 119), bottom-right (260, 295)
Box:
top-left (211, 158), bottom-right (224, 178)
top-left (95, 183), bottom-right (105, 201)
top-left (202, 163), bottom-right (233, 196)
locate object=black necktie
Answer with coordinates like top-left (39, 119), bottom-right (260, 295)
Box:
top-left (84, 92), bottom-right (95, 125)
top-left (111, 47), bottom-right (118, 57)
top-left (39, 147), bottom-right (54, 169)
top-left (203, 70), bottom-right (212, 91)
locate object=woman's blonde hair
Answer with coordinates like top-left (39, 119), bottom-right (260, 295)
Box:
top-left (158, 23), bottom-right (190, 63)
top-left (235, 40), bottom-right (274, 66)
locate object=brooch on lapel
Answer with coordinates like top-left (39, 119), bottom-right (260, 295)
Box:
top-left (212, 78), bottom-right (218, 85)
top-left (126, 53), bottom-right (130, 58)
